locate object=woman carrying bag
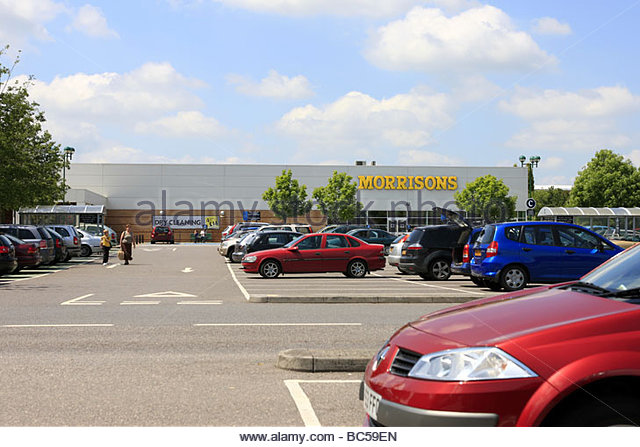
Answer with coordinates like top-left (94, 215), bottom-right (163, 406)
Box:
top-left (119, 224), bottom-right (136, 265)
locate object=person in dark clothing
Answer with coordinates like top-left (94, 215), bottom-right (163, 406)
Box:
top-left (119, 224), bottom-right (136, 265)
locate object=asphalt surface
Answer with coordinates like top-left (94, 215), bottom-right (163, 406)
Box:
top-left (1, 244), bottom-right (464, 426)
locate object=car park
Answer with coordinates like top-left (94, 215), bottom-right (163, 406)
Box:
top-left (399, 211), bottom-right (473, 280)
top-left (470, 221), bottom-right (622, 291)
top-left (0, 234), bottom-right (18, 275)
top-left (150, 225), bottom-right (175, 244)
top-left (45, 225), bottom-right (81, 259)
top-left (362, 242), bottom-right (640, 427)
top-left (347, 228), bottom-right (397, 253)
top-left (387, 234), bottom-right (409, 273)
top-left (231, 231), bottom-right (302, 263)
top-left (451, 227), bottom-right (483, 284)
top-left (241, 233), bottom-right (385, 278)
top-left (0, 224), bottom-right (56, 265)
top-left (45, 227), bottom-right (69, 263)
top-left (3, 234), bottom-right (41, 271)
top-left (76, 228), bottom-right (102, 256)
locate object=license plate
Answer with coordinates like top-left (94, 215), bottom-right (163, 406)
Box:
top-left (475, 249), bottom-right (481, 257)
top-left (362, 384), bottom-right (381, 420)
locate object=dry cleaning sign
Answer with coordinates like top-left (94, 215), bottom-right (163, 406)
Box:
top-left (153, 215), bottom-right (219, 229)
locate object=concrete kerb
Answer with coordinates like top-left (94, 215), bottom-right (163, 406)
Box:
top-left (250, 295), bottom-right (476, 304)
top-left (277, 349), bottom-right (374, 372)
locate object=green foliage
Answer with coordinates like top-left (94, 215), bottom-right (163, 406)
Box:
top-left (312, 171), bottom-right (362, 224)
top-left (532, 187), bottom-right (571, 215)
top-left (569, 149), bottom-right (640, 207)
top-left (262, 169), bottom-right (313, 223)
top-left (0, 45), bottom-right (65, 213)
top-left (454, 174), bottom-right (517, 222)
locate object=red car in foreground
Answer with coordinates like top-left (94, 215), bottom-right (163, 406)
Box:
top-left (362, 243), bottom-right (640, 427)
top-left (241, 233), bottom-right (385, 278)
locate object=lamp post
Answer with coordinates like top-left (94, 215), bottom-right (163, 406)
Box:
top-left (62, 146), bottom-right (75, 188)
top-left (519, 155), bottom-right (541, 220)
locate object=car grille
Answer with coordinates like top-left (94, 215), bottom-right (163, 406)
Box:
top-left (390, 348), bottom-right (422, 377)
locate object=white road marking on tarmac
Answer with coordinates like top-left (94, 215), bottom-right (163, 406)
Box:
top-left (134, 291), bottom-right (197, 298)
top-left (120, 301), bottom-right (161, 305)
top-left (371, 273), bottom-right (486, 295)
top-left (106, 264), bottom-right (119, 269)
top-left (194, 323), bottom-right (361, 327)
top-left (60, 293), bottom-right (105, 306)
top-left (181, 267), bottom-right (193, 273)
top-left (226, 263), bottom-right (250, 301)
top-left (143, 248), bottom-right (161, 252)
top-left (1, 324), bottom-right (114, 328)
top-left (177, 301), bottom-right (223, 305)
top-left (172, 248), bottom-right (177, 252)
top-left (285, 379), bottom-right (361, 427)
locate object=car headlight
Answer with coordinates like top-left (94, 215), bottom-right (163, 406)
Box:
top-left (243, 255), bottom-right (257, 263)
top-left (408, 347), bottom-right (537, 381)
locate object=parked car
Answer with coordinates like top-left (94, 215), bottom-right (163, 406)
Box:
top-left (3, 234), bottom-right (41, 271)
top-left (450, 227), bottom-right (483, 283)
top-left (0, 234), bottom-right (18, 275)
top-left (321, 224), bottom-right (366, 234)
top-left (45, 227), bottom-right (69, 263)
top-left (76, 228), bottom-right (102, 256)
top-left (45, 225), bottom-right (81, 259)
top-left (258, 224), bottom-right (313, 234)
top-left (241, 233), bottom-right (385, 278)
top-left (470, 221), bottom-right (623, 291)
top-left (0, 225), bottom-right (56, 265)
top-left (362, 242), bottom-right (640, 427)
top-left (150, 226), bottom-right (174, 244)
top-left (347, 228), bottom-right (397, 253)
top-left (218, 230), bottom-right (255, 258)
top-left (221, 225), bottom-right (234, 238)
top-left (231, 231), bottom-right (302, 263)
top-left (398, 211), bottom-right (473, 280)
top-left (387, 234), bottom-right (409, 273)
top-left (82, 225), bottom-right (118, 246)
top-left (224, 222), bottom-right (270, 240)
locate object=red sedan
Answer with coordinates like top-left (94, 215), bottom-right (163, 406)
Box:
top-left (241, 233), bottom-right (385, 278)
top-left (362, 243), bottom-right (640, 426)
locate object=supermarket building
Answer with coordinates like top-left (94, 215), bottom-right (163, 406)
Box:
top-left (48, 163), bottom-right (528, 242)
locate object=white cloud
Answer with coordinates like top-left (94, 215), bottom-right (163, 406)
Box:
top-left (135, 111), bottom-right (228, 138)
top-left (451, 75), bottom-right (505, 103)
top-left (69, 4), bottom-right (119, 39)
top-left (364, 5), bottom-right (555, 73)
top-left (227, 70), bottom-right (314, 100)
top-left (209, 0), bottom-right (425, 18)
top-left (276, 88), bottom-right (454, 157)
top-left (543, 156), bottom-right (565, 169)
top-left (532, 17), bottom-right (572, 36)
top-left (0, 0), bottom-right (66, 45)
top-left (628, 150), bottom-right (640, 168)
top-left (396, 150), bottom-right (462, 166)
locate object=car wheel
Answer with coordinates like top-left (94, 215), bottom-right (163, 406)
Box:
top-left (226, 247), bottom-right (235, 260)
top-left (259, 260), bottom-right (281, 279)
top-left (396, 266), bottom-right (408, 275)
top-left (346, 259), bottom-right (367, 278)
top-left (80, 245), bottom-right (92, 257)
top-left (426, 258), bottom-right (451, 281)
top-left (500, 265), bottom-right (527, 291)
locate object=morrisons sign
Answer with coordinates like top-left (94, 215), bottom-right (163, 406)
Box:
top-left (358, 175), bottom-right (458, 191)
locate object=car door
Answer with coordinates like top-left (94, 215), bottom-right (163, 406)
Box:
top-left (520, 225), bottom-right (566, 282)
top-left (553, 225), bottom-right (616, 279)
top-left (322, 234), bottom-right (352, 271)
top-left (285, 235), bottom-right (324, 273)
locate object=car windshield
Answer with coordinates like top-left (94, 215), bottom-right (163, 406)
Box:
top-left (283, 235), bottom-right (305, 248)
top-left (575, 245), bottom-right (640, 297)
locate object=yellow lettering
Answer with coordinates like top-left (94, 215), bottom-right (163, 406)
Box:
top-left (436, 176), bottom-right (447, 190)
top-left (358, 176), bottom-right (373, 190)
top-left (408, 176), bottom-right (414, 189)
top-left (448, 176), bottom-right (458, 190)
top-left (414, 176), bottom-right (424, 189)
top-left (396, 176), bottom-right (408, 190)
top-left (374, 176), bottom-right (385, 189)
top-left (425, 176), bottom-right (436, 190)
top-left (385, 176), bottom-right (396, 189)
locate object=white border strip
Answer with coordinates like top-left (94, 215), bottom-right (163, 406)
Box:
top-left (371, 273), bottom-right (485, 296)
top-left (285, 379), bottom-right (361, 427)
top-left (226, 263), bottom-right (250, 301)
top-left (1, 324), bottom-right (114, 328)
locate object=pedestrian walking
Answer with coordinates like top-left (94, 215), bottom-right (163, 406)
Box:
top-left (120, 224), bottom-right (136, 265)
top-left (100, 229), bottom-right (111, 265)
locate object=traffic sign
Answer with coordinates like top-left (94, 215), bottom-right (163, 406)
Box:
top-left (526, 198), bottom-right (537, 209)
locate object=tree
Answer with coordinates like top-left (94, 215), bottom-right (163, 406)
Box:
top-left (0, 45), bottom-right (65, 215)
top-left (262, 169), bottom-right (312, 223)
top-left (454, 175), bottom-right (517, 222)
top-left (312, 171), bottom-right (362, 224)
top-left (532, 187), bottom-right (571, 215)
top-left (569, 149), bottom-right (640, 207)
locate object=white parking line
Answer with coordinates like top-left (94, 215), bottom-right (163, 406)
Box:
top-left (120, 301), bottom-right (161, 305)
top-left (177, 301), bottom-right (222, 305)
top-left (106, 264), bottom-right (119, 269)
top-left (194, 323), bottom-right (361, 327)
top-left (371, 273), bottom-right (486, 295)
top-left (1, 324), bottom-right (114, 328)
top-left (226, 262), bottom-right (250, 301)
top-left (60, 293), bottom-right (105, 306)
top-left (285, 379), bottom-right (361, 427)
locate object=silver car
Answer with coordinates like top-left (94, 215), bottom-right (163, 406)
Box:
top-left (218, 230), bottom-right (254, 258)
top-left (77, 228), bottom-right (103, 257)
top-left (388, 233), bottom-right (409, 273)
top-left (46, 225), bottom-right (82, 260)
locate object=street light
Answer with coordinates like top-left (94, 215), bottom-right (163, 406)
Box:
top-left (62, 146), bottom-right (75, 184)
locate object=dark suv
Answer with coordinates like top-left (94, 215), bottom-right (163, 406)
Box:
top-left (398, 210), bottom-right (473, 280)
top-left (0, 225), bottom-right (56, 265)
top-left (150, 226), bottom-right (174, 244)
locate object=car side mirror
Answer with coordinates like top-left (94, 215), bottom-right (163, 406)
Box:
top-left (288, 246), bottom-right (299, 251)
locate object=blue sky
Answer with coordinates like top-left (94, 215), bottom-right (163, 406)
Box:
top-left (2, 0), bottom-right (639, 187)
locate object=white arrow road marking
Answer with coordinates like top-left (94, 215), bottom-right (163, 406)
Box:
top-left (181, 267), bottom-right (193, 273)
top-left (133, 291), bottom-right (197, 298)
top-left (61, 293), bottom-right (105, 306)
top-left (120, 301), bottom-right (161, 305)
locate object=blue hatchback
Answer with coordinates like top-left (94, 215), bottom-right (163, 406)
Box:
top-left (470, 221), bottom-right (623, 291)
